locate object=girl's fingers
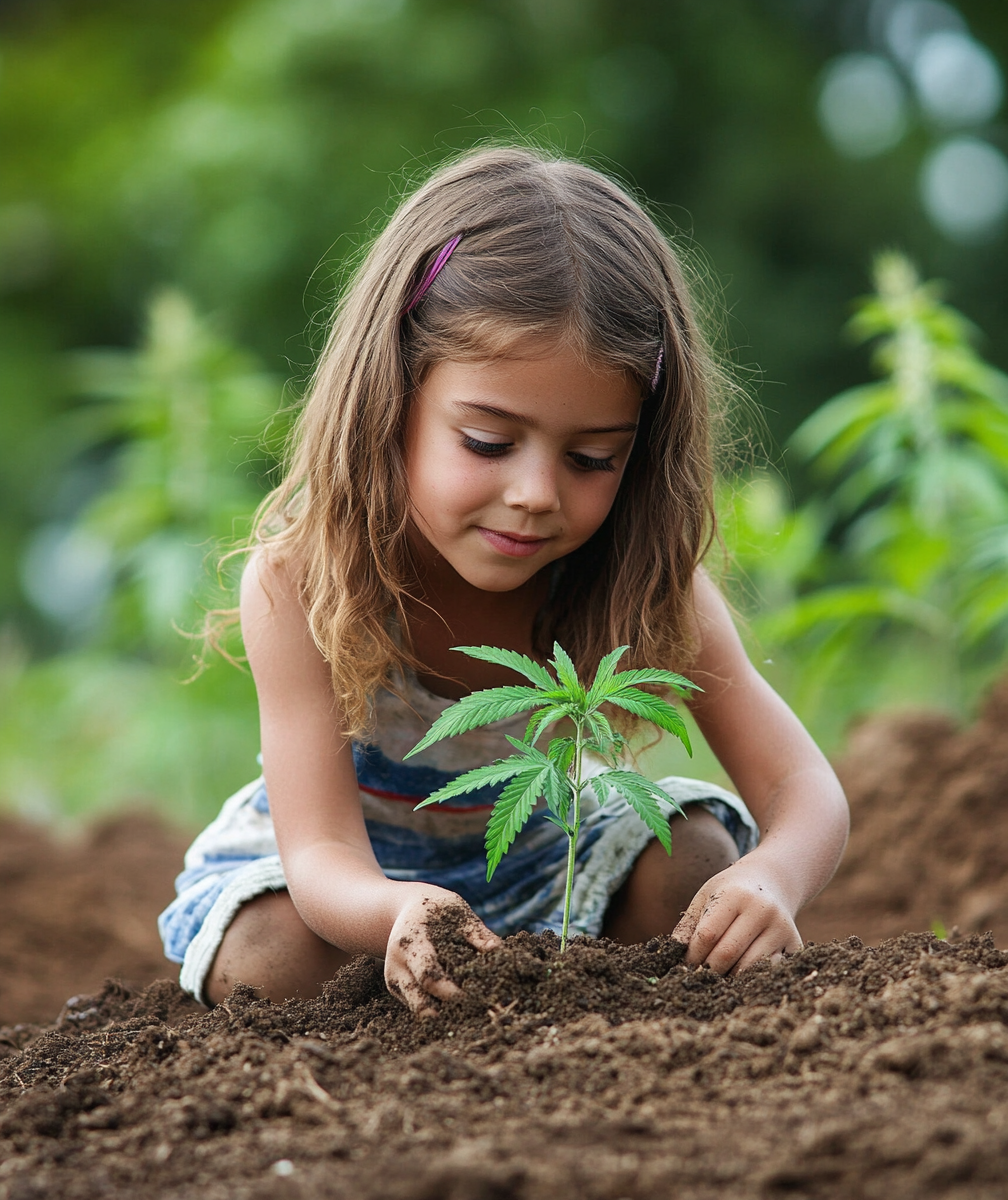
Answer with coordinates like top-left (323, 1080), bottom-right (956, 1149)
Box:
top-left (386, 901), bottom-right (499, 1015)
top-left (675, 889), bottom-right (741, 967)
top-left (463, 921), bottom-right (502, 953)
top-left (697, 911), bottom-right (752, 974)
top-left (731, 923), bottom-right (802, 975)
top-left (423, 975), bottom-right (463, 1002)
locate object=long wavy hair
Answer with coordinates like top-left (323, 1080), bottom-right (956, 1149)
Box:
top-left (242, 146), bottom-right (726, 737)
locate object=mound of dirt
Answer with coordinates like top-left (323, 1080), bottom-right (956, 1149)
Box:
top-left (4, 926), bottom-right (1008, 1199)
top-left (0, 813), bottom-right (189, 1027)
top-left (800, 676), bottom-right (1008, 947)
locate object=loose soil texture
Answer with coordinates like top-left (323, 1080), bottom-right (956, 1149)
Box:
top-left (4, 921), bottom-right (1008, 1199)
top-left (7, 681), bottom-right (1008, 1196)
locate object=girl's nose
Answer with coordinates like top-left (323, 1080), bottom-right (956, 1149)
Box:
top-left (502, 459), bottom-right (562, 514)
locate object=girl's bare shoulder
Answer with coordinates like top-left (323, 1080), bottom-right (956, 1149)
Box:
top-left (239, 547), bottom-right (321, 669)
top-left (685, 567), bottom-right (752, 692)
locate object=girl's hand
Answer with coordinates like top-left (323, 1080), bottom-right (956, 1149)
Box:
top-left (385, 888), bottom-right (501, 1016)
top-left (671, 861), bottom-right (802, 975)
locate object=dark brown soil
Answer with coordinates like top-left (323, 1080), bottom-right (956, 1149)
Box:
top-left (6, 680), bottom-right (1008, 1197)
top-left (4, 926), bottom-right (1008, 1199)
top-left (800, 676), bottom-right (1008, 947)
top-left (0, 813), bottom-right (189, 1027)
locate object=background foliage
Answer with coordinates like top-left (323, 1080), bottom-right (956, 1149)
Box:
top-left (1, 0), bottom-right (1006, 824)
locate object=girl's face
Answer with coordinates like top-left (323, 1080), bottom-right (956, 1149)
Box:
top-left (405, 341), bottom-right (642, 593)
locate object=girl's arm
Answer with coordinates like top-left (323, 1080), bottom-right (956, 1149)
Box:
top-left (674, 568), bottom-right (849, 973)
top-left (241, 553), bottom-right (499, 1012)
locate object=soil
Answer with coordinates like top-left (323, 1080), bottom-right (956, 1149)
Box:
top-left (4, 926), bottom-right (1008, 1198)
top-left (0, 813), bottom-right (189, 1028)
top-left (5, 679), bottom-right (1008, 1196)
top-left (800, 675), bottom-right (1008, 948)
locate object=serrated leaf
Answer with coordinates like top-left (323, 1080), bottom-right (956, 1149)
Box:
top-left (523, 704), bottom-right (570, 746)
top-left (607, 669), bottom-right (701, 697)
top-left (485, 764), bottom-right (552, 880)
top-left (585, 645), bottom-right (630, 708)
top-left (452, 645), bottom-right (556, 690)
top-left (605, 687), bottom-right (693, 755)
top-left (589, 776), bottom-right (610, 806)
top-left (414, 756), bottom-right (533, 809)
top-left (542, 761), bottom-right (574, 823)
top-left (503, 734), bottom-right (548, 760)
top-left (584, 709), bottom-right (618, 755)
top-left (595, 770), bottom-right (681, 853)
top-left (541, 811), bottom-right (571, 833)
top-left (404, 686), bottom-right (547, 758)
top-left (549, 642), bottom-right (583, 699)
top-left (545, 736), bottom-right (576, 775)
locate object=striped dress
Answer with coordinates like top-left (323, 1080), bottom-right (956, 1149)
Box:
top-left (158, 670), bottom-right (757, 1002)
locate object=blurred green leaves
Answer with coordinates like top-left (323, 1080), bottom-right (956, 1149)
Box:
top-left (726, 253), bottom-right (1008, 740)
top-left (70, 289), bottom-right (280, 652)
top-left (0, 291), bottom-right (282, 824)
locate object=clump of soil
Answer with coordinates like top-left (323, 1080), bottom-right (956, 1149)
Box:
top-left (0, 813), bottom-right (189, 1027)
top-left (801, 675), bottom-right (1008, 947)
top-left (4, 927), bottom-right (1008, 1199)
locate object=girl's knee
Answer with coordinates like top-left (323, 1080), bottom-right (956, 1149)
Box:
top-left (603, 809), bottom-right (739, 943)
top-left (205, 890), bottom-right (351, 1006)
top-left (670, 808), bottom-right (740, 879)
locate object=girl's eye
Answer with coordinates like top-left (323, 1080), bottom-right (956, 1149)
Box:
top-left (569, 451), bottom-right (617, 473)
top-left (461, 434), bottom-right (512, 457)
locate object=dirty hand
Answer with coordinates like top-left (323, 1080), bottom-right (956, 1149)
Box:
top-left (671, 860), bottom-right (802, 975)
top-left (384, 887), bottom-right (501, 1016)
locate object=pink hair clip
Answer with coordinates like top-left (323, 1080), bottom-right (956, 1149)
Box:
top-left (400, 234), bottom-right (463, 317)
top-left (650, 347), bottom-right (664, 392)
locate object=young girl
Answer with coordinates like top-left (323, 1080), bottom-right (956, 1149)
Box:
top-left (159, 146), bottom-right (848, 1015)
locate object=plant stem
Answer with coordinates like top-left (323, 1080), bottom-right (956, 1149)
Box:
top-left (559, 719), bottom-right (585, 952)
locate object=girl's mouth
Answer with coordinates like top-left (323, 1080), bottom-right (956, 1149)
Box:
top-left (477, 527), bottom-right (550, 558)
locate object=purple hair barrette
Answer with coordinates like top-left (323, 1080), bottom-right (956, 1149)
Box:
top-left (400, 234), bottom-right (463, 317)
top-left (650, 347), bottom-right (664, 392)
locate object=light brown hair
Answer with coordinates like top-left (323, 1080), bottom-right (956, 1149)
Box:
top-left (247, 146), bottom-right (724, 736)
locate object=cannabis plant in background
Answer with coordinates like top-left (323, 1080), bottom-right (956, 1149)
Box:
top-left (728, 252), bottom-right (1008, 732)
top-left (405, 643), bottom-right (698, 951)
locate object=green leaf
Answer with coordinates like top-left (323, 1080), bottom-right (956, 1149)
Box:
top-left (607, 669), bottom-right (701, 698)
top-left (585, 645), bottom-right (630, 708)
top-left (452, 645), bottom-right (556, 690)
top-left (542, 761), bottom-right (574, 824)
top-left (584, 708), bottom-right (617, 752)
top-left (605, 687), bottom-right (693, 755)
top-left (414, 755), bottom-right (536, 809)
top-left (485, 763), bottom-right (553, 880)
top-left (595, 771), bottom-right (682, 853)
top-left (589, 776), bottom-right (611, 806)
top-left (549, 642), bottom-right (583, 699)
top-left (404, 686), bottom-right (548, 758)
top-left (523, 703), bottom-right (570, 746)
top-left (541, 811), bottom-right (571, 833)
top-left (545, 736), bottom-right (576, 775)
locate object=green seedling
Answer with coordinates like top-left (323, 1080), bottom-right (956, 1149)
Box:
top-left (405, 643), bottom-right (700, 951)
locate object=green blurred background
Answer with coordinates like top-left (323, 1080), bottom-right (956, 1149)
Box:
top-left (2, 0), bottom-right (1007, 828)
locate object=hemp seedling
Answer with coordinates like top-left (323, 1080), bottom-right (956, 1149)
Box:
top-left (405, 644), bottom-right (700, 951)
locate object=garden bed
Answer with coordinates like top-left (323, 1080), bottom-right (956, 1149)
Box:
top-left (3, 926), bottom-right (1008, 1198)
top-left (4, 679), bottom-right (1008, 1196)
